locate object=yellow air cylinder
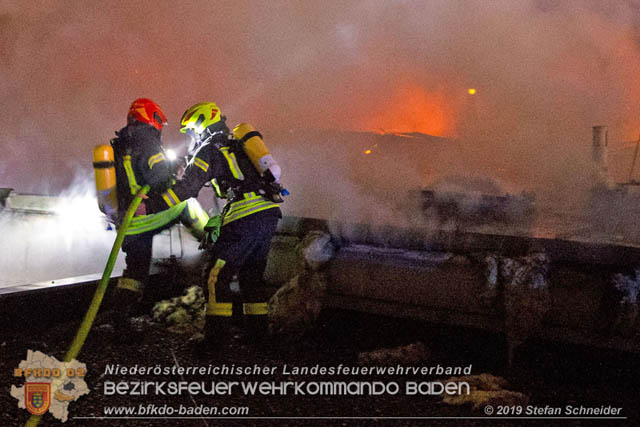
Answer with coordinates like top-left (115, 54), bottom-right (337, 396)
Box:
top-left (233, 123), bottom-right (281, 182)
top-left (233, 123), bottom-right (270, 172)
top-left (93, 144), bottom-right (118, 218)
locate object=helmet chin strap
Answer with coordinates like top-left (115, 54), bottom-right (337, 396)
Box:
top-left (199, 118), bottom-right (230, 143)
top-left (197, 127), bottom-right (227, 150)
top-left (203, 127), bottom-right (225, 138)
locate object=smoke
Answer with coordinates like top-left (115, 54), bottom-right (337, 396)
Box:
top-left (1, 0), bottom-right (639, 219)
top-left (272, 129), bottom-right (437, 226)
top-left (0, 175), bottom-right (126, 286)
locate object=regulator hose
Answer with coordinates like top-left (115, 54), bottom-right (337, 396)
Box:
top-left (26, 185), bottom-right (150, 427)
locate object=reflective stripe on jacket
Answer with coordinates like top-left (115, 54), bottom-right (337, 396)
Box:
top-left (146, 130), bottom-right (281, 226)
top-left (112, 123), bottom-right (173, 231)
top-left (222, 191), bottom-right (279, 226)
top-left (126, 201), bottom-right (188, 235)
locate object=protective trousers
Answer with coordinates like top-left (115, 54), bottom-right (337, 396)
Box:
top-left (115, 199), bottom-right (208, 314)
top-left (204, 208), bottom-right (280, 343)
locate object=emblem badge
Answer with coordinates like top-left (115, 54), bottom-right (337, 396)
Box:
top-left (25, 383), bottom-right (51, 415)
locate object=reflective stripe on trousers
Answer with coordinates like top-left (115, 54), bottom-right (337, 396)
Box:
top-left (206, 259), bottom-right (232, 316)
top-left (242, 302), bottom-right (268, 315)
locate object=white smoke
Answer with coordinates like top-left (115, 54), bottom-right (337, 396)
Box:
top-left (0, 175), bottom-right (124, 287)
top-left (0, 0), bottom-right (639, 228)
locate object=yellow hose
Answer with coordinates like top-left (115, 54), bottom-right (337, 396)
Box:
top-left (26, 185), bottom-right (149, 427)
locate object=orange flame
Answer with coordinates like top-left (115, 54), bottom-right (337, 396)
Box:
top-left (357, 83), bottom-right (457, 137)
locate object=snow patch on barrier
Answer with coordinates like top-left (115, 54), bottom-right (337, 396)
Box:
top-left (345, 244), bottom-right (456, 263)
top-left (480, 253), bottom-right (551, 365)
top-left (301, 231), bottom-right (335, 271)
top-left (482, 253), bottom-right (549, 290)
top-left (612, 270), bottom-right (640, 336)
top-left (613, 270), bottom-right (640, 305)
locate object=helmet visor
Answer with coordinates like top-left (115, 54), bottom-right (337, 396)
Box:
top-left (184, 128), bottom-right (197, 139)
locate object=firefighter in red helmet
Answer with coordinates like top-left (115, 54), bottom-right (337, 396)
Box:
top-left (111, 98), bottom-right (209, 334)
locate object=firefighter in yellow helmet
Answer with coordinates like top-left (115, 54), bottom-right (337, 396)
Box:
top-left (111, 98), bottom-right (209, 334)
top-left (144, 102), bottom-right (283, 346)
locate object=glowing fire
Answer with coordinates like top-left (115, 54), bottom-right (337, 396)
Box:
top-left (357, 83), bottom-right (456, 137)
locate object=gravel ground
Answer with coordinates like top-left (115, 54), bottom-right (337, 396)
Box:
top-left (1, 305), bottom-right (638, 427)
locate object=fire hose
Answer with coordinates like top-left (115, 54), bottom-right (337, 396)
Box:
top-left (25, 185), bottom-right (150, 427)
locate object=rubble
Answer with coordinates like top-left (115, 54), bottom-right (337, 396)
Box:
top-left (269, 271), bottom-right (327, 337)
top-left (442, 373), bottom-right (529, 410)
top-left (151, 232), bottom-right (336, 339)
top-left (152, 286), bottom-right (205, 335)
top-left (269, 232), bottom-right (335, 337)
top-left (357, 342), bottom-right (429, 365)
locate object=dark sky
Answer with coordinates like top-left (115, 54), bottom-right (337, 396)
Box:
top-left (1, 0), bottom-right (639, 196)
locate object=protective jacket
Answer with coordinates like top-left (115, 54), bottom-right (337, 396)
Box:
top-left (147, 130), bottom-right (281, 226)
top-left (112, 123), bottom-right (201, 235)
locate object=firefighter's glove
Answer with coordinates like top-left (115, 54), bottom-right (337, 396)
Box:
top-left (134, 200), bottom-right (147, 216)
top-left (200, 214), bottom-right (222, 250)
top-left (262, 182), bottom-right (286, 203)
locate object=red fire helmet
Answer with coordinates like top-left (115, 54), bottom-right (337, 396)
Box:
top-left (127, 98), bottom-right (168, 131)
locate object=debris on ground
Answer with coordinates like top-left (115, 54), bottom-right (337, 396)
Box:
top-left (442, 373), bottom-right (529, 410)
top-left (1, 305), bottom-right (638, 425)
top-left (357, 342), bottom-right (429, 365)
top-left (269, 271), bottom-right (327, 337)
top-left (269, 232), bottom-right (334, 337)
top-left (151, 285), bottom-right (204, 335)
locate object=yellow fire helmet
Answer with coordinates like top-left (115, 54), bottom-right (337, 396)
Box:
top-left (180, 102), bottom-right (223, 135)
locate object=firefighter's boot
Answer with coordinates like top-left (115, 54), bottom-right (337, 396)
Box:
top-left (241, 315), bottom-right (268, 346)
top-left (200, 315), bottom-right (235, 353)
top-left (241, 302), bottom-right (269, 346)
top-left (112, 278), bottom-right (144, 342)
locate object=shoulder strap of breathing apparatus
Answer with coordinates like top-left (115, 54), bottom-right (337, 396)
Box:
top-left (111, 128), bottom-right (142, 203)
top-left (198, 131), bottom-right (271, 201)
top-left (111, 127), bottom-right (133, 156)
